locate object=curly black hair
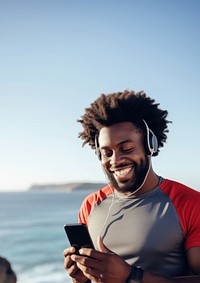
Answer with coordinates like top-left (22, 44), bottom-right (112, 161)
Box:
top-left (78, 90), bottom-right (171, 156)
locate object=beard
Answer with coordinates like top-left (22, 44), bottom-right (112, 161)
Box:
top-left (105, 155), bottom-right (150, 194)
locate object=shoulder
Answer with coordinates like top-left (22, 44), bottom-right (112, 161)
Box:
top-left (160, 179), bottom-right (200, 249)
top-left (82, 185), bottom-right (112, 208)
top-left (159, 178), bottom-right (200, 220)
top-left (160, 179), bottom-right (200, 203)
top-left (78, 185), bottom-right (112, 225)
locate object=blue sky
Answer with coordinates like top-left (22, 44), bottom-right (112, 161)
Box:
top-left (0, 0), bottom-right (200, 191)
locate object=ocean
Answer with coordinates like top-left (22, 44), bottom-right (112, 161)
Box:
top-left (0, 190), bottom-right (91, 283)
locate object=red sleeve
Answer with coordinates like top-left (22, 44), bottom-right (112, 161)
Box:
top-left (78, 185), bottom-right (112, 226)
top-left (160, 179), bottom-right (200, 250)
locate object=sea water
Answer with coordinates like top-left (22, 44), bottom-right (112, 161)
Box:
top-left (0, 190), bottom-right (91, 283)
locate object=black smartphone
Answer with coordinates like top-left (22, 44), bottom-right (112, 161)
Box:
top-left (64, 223), bottom-right (95, 251)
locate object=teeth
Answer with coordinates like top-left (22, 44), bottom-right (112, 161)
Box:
top-left (114, 167), bottom-right (132, 177)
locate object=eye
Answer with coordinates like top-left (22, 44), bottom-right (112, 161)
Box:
top-left (101, 149), bottom-right (113, 158)
top-left (121, 146), bottom-right (135, 153)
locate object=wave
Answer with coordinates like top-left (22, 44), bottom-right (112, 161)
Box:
top-left (16, 262), bottom-right (71, 283)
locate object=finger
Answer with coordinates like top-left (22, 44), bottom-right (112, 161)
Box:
top-left (78, 248), bottom-right (105, 261)
top-left (76, 261), bottom-right (104, 282)
top-left (63, 246), bottom-right (76, 257)
top-left (72, 255), bottom-right (107, 282)
top-left (64, 255), bottom-right (76, 269)
top-left (79, 245), bottom-right (114, 260)
top-left (68, 261), bottom-right (79, 276)
top-left (71, 254), bottom-right (103, 270)
top-left (97, 236), bottom-right (112, 253)
top-left (68, 263), bottom-right (87, 282)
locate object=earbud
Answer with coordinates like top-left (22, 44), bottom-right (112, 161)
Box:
top-left (142, 119), bottom-right (158, 155)
top-left (95, 135), bottom-right (101, 160)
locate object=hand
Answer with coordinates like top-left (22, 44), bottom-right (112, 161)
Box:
top-left (71, 236), bottom-right (131, 283)
top-left (63, 246), bottom-right (89, 283)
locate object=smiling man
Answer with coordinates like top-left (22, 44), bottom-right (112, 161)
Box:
top-left (64, 90), bottom-right (200, 283)
top-left (98, 122), bottom-right (151, 195)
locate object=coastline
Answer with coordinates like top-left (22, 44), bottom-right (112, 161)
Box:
top-left (28, 182), bottom-right (107, 192)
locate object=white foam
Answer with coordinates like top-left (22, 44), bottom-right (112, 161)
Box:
top-left (17, 263), bottom-right (71, 283)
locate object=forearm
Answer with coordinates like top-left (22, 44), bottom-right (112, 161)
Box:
top-left (141, 271), bottom-right (200, 283)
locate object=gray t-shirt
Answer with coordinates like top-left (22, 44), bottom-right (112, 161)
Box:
top-left (78, 178), bottom-right (200, 277)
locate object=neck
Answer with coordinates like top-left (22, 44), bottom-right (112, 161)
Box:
top-left (134, 168), bottom-right (160, 196)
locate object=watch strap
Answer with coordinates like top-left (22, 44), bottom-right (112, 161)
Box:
top-left (127, 266), bottom-right (144, 282)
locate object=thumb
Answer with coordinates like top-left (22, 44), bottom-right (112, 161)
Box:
top-left (97, 236), bottom-right (113, 253)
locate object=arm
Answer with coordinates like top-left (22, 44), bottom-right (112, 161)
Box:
top-left (139, 273), bottom-right (200, 283)
top-left (130, 247), bottom-right (200, 283)
top-left (70, 239), bottom-right (200, 283)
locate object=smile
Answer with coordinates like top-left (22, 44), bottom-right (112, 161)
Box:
top-left (113, 166), bottom-right (133, 178)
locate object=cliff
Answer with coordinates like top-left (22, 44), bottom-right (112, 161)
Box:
top-left (29, 182), bottom-right (107, 192)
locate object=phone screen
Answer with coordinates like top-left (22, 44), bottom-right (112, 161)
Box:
top-left (64, 223), bottom-right (95, 250)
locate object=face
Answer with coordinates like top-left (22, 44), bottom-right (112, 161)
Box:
top-left (98, 122), bottom-right (149, 194)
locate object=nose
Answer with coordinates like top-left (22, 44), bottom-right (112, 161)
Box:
top-left (110, 151), bottom-right (124, 166)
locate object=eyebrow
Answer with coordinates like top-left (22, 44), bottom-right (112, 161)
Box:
top-left (100, 139), bottom-right (136, 150)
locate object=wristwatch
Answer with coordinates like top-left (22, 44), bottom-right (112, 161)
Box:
top-left (127, 266), bottom-right (144, 282)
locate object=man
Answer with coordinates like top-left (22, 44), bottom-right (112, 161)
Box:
top-left (64, 90), bottom-right (200, 283)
